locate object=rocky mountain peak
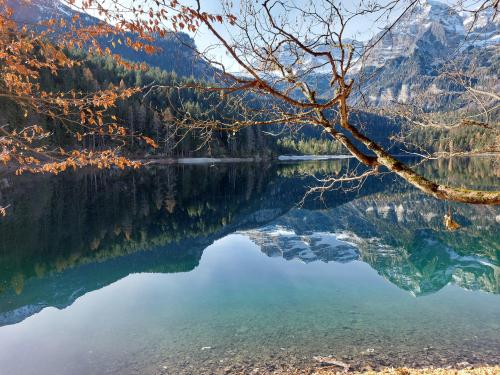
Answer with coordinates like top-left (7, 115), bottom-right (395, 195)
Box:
top-left (356, 0), bottom-right (499, 107)
top-left (364, 1), bottom-right (458, 67)
top-left (362, 0), bottom-right (498, 68)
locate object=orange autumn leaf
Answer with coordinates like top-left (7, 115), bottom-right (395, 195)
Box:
top-left (142, 136), bottom-right (158, 148)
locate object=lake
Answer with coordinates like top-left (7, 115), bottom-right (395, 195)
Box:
top-left (0, 157), bottom-right (499, 374)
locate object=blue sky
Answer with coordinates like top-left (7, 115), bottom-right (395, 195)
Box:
top-left (74, 0), bottom-right (414, 69)
top-left (74, 0), bottom-right (468, 71)
top-left (188, 0), bottom-right (412, 71)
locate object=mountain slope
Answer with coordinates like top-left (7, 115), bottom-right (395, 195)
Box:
top-left (358, 0), bottom-right (499, 107)
top-left (8, 0), bottom-right (211, 78)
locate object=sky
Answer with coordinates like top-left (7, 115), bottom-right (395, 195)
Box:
top-left (72, 0), bottom-right (415, 71)
top-left (71, 0), bottom-right (475, 72)
top-left (184, 0), bottom-right (413, 71)
top-left (187, 0), bottom-right (486, 73)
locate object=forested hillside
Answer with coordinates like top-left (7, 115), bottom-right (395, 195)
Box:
top-left (2, 0), bottom-right (497, 163)
top-left (0, 51), bottom-right (275, 159)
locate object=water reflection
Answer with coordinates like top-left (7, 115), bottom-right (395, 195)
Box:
top-left (0, 158), bottom-right (498, 327)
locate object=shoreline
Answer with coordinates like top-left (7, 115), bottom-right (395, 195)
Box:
top-left (142, 156), bottom-right (263, 165)
top-left (0, 153), bottom-right (497, 174)
top-left (141, 154), bottom-right (354, 165)
top-left (312, 366), bottom-right (500, 375)
top-left (154, 347), bottom-right (500, 375)
top-left (155, 362), bottom-right (500, 375)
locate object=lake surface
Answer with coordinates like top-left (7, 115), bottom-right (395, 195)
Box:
top-left (0, 157), bottom-right (499, 374)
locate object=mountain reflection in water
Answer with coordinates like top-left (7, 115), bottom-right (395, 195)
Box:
top-left (0, 157), bottom-right (498, 327)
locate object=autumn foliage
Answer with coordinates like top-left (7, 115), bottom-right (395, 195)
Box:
top-left (0, 0), bottom-right (205, 175)
top-left (0, 0), bottom-right (498, 206)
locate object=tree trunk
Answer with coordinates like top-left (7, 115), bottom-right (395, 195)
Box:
top-left (336, 97), bottom-right (500, 205)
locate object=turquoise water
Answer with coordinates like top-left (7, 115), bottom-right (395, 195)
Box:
top-left (0, 159), bottom-right (499, 374)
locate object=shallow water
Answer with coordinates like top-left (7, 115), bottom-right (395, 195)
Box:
top-left (0, 158), bottom-right (499, 374)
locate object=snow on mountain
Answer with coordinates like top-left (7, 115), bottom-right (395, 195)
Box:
top-left (354, 0), bottom-right (499, 107)
top-left (273, 0), bottom-right (497, 76)
top-left (462, 6), bottom-right (500, 46)
top-left (243, 225), bottom-right (360, 263)
top-left (7, 0), bottom-right (93, 24)
top-left (241, 215), bottom-right (499, 296)
top-left (266, 1), bottom-right (497, 109)
top-left (6, 0), bottom-right (498, 107)
top-left (362, 0), bottom-right (499, 68)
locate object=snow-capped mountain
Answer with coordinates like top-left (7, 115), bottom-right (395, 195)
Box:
top-left (269, 1), bottom-right (497, 109)
top-left (241, 205), bottom-right (500, 297)
top-left (362, 0), bottom-right (498, 68)
top-left (461, 5), bottom-right (500, 46)
top-left (274, 1), bottom-right (497, 74)
top-left (357, 0), bottom-right (499, 107)
top-left (6, 0), bottom-right (498, 108)
top-left (243, 226), bottom-right (360, 263)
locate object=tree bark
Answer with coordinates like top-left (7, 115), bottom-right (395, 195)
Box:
top-left (336, 97), bottom-right (500, 205)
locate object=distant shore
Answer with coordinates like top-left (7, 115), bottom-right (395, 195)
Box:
top-left (141, 154), bottom-right (354, 165)
top-left (142, 156), bottom-right (261, 165)
top-left (0, 152), bottom-right (496, 174)
top-left (133, 152), bottom-right (500, 166)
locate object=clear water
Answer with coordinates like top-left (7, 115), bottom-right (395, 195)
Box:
top-left (0, 158), bottom-right (498, 374)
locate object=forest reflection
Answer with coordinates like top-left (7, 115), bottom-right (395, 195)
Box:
top-left (0, 157), bottom-right (498, 325)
